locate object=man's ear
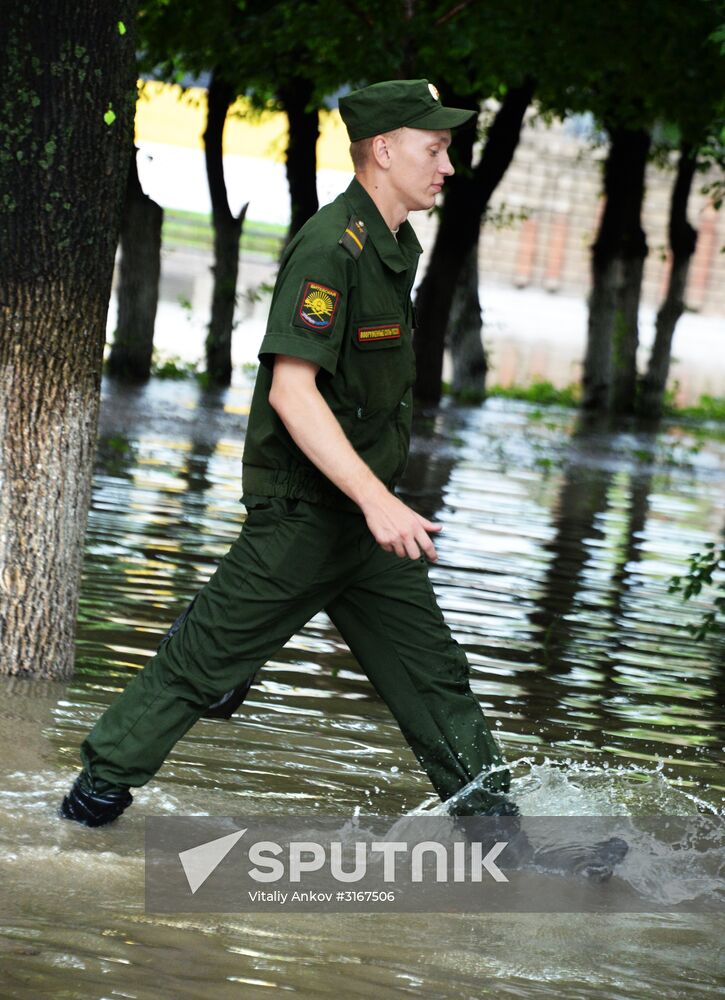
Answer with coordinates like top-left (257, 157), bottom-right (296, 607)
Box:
top-left (370, 134), bottom-right (392, 170)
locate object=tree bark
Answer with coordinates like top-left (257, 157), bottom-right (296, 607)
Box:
top-left (413, 78), bottom-right (534, 405)
top-left (640, 144), bottom-right (698, 417)
top-left (448, 242), bottom-right (487, 400)
top-left (279, 77), bottom-right (319, 245)
top-left (0, 2), bottom-right (137, 678)
top-left (583, 256), bottom-right (620, 411)
top-left (611, 253), bottom-right (645, 412)
top-left (583, 126), bottom-right (650, 412)
top-left (204, 69), bottom-right (248, 387)
top-left (107, 145), bottom-right (163, 381)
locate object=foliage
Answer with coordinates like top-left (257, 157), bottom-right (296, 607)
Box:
top-left (531, 0), bottom-right (725, 222)
top-left (137, 0), bottom-right (352, 108)
top-left (538, 2), bottom-right (722, 127)
top-left (135, 1), bottom-right (549, 120)
top-left (149, 354), bottom-right (204, 381)
top-left (665, 394), bottom-right (725, 423)
top-left (486, 380), bottom-right (581, 408)
top-left (133, 1), bottom-right (725, 168)
top-left (458, 380), bottom-right (725, 424)
top-left (669, 542), bottom-right (725, 640)
top-left (162, 209), bottom-right (285, 256)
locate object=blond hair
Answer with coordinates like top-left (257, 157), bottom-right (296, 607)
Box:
top-left (349, 128), bottom-right (404, 173)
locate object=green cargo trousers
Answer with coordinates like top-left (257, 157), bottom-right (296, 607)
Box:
top-left (80, 497), bottom-right (510, 810)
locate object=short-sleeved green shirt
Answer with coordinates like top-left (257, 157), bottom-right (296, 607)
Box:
top-left (241, 177), bottom-right (422, 510)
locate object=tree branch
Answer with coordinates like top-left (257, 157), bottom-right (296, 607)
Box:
top-left (435, 1), bottom-right (475, 27)
top-left (344, 0), bottom-right (375, 29)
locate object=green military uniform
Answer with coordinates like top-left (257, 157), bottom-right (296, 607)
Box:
top-left (65, 80), bottom-right (513, 825)
top-left (241, 175), bottom-right (418, 510)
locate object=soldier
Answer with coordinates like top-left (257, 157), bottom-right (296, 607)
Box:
top-left (60, 79), bottom-right (517, 827)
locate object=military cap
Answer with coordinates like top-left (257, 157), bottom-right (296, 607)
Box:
top-left (338, 79), bottom-right (476, 141)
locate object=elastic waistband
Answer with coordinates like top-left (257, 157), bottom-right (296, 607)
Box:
top-left (242, 464), bottom-right (361, 512)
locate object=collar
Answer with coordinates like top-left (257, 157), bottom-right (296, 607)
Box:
top-left (343, 177), bottom-right (423, 273)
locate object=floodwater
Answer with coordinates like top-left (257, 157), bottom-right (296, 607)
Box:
top-left (1, 375), bottom-right (724, 999)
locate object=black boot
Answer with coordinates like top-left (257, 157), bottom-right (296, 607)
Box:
top-left (531, 834), bottom-right (629, 883)
top-left (445, 786), bottom-right (520, 818)
top-left (481, 795), bottom-right (520, 817)
top-left (59, 772), bottom-right (133, 827)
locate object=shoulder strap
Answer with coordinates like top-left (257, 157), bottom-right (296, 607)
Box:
top-left (338, 215), bottom-right (368, 260)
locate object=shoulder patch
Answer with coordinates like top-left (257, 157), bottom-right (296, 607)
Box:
top-left (338, 215), bottom-right (368, 259)
top-left (297, 280), bottom-right (341, 331)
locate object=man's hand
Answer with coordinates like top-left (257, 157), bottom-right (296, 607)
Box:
top-left (269, 355), bottom-right (441, 561)
top-left (357, 481), bottom-right (441, 562)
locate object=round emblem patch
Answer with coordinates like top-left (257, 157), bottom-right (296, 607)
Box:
top-left (297, 280), bottom-right (341, 331)
top-left (428, 83), bottom-right (440, 101)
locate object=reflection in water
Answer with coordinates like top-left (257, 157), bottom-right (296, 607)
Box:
top-left (1, 378), bottom-right (723, 998)
top-left (523, 415), bottom-right (659, 756)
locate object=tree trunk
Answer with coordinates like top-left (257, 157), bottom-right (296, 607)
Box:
top-left (414, 78), bottom-right (534, 405)
top-left (583, 126), bottom-right (650, 413)
top-left (107, 145), bottom-right (163, 381)
top-left (204, 69), bottom-right (248, 387)
top-left (583, 257), bottom-right (621, 410)
top-left (640, 144), bottom-right (698, 417)
top-left (448, 242), bottom-right (487, 400)
top-left (611, 254), bottom-right (646, 412)
top-left (0, 2), bottom-right (137, 678)
top-left (279, 77), bottom-right (319, 245)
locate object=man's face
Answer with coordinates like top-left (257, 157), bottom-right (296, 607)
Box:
top-left (386, 127), bottom-right (454, 212)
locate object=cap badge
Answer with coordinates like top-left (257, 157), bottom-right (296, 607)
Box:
top-left (428, 83), bottom-right (440, 101)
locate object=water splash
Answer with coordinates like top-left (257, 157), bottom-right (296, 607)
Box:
top-left (418, 756), bottom-right (721, 819)
top-left (407, 757), bottom-right (725, 909)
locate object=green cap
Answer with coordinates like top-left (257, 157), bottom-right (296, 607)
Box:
top-left (339, 79), bottom-right (476, 142)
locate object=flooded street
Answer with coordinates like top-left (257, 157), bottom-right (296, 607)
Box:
top-left (1, 375), bottom-right (724, 998)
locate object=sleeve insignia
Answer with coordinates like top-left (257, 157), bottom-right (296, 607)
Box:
top-left (298, 280), bottom-right (341, 331)
top-left (338, 215), bottom-right (368, 259)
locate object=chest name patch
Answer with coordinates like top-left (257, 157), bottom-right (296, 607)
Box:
top-left (357, 324), bottom-right (401, 343)
top-left (298, 281), bottom-right (341, 331)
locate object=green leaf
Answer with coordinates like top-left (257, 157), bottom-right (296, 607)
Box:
top-left (103, 107), bottom-right (116, 126)
top-left (118, 21), bottom-right (126, 35)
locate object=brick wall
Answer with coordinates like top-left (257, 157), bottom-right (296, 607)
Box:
top-left (469, 115), bottom-right (724, 317)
